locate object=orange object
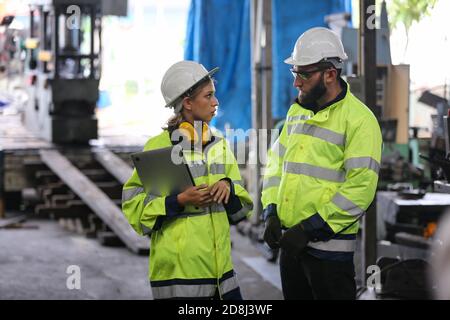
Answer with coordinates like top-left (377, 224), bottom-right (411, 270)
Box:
top-left (424, 222), bottom-right (437, 239)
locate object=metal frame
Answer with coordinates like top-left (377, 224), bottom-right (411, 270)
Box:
top-left (250, 0), bottom-right (273, 226)
top-left (359, 0), bottom-right (378, 283)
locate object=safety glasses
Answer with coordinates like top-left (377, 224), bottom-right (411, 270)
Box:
top-left (290, 67), bottom-right (330, 81)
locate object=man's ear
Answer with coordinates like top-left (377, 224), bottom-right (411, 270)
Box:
top-left (182, 97), bottom-right (192, 111)
top-left (324, 69), bottom-right (337, 85)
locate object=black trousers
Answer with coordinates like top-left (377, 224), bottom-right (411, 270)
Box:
top-left (279, 249), bottom-right (356, 300)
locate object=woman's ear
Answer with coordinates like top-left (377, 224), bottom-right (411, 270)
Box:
top-left (182, 97), bottom-right (192, 111)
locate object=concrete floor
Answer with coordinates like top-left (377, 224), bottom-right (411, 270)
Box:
top-left (0, 218), bottom-right (283, 300)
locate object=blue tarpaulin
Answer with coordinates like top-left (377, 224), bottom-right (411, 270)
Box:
top-left (185, 0), bottom-right (252, 132)
top-left (185, 0), bottom-right (351, 132)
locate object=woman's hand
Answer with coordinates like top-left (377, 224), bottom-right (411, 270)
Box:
top-left (209, 180), bottom-right (231, 205)
top-left (177, 184), bottom-right (213, 208)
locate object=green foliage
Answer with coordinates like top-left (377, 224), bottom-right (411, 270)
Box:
top-left (388, 0), bottom-right (438, 34)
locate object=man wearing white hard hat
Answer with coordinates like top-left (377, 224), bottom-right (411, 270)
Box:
top-left (261, 27), bottom-right (382, 299)
top-left (122, 61), bottom-right (253, 299)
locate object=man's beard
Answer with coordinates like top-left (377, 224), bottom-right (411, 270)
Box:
top-left (298, 73), bottom-right (327, 105)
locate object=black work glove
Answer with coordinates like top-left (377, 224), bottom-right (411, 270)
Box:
top-left (263, 215), bottom-right (282, 249)
top-left (279, 223), bottom-right (310, 257)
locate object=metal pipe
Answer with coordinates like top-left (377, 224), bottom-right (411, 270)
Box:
top-left (90, 5), bottom-right (95, 79)
top-left (54, 5), bottom-right (60, 78)
top-left (262, 0), bottom-right (272, 132)
top-left (250, 0), bottom-right (263, 225)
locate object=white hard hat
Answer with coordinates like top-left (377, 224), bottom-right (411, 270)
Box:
top-left (161, 60), bottom-right (219, 112)
top-left (284, 27), bottom-right (348, 69)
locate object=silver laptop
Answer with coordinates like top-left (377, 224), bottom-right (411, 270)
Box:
top-left (130, 145), bottom-right (195, 196)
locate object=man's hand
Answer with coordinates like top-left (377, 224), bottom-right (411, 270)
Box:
top-left (279, 223), bottom-right (310, 257)
top-left (209, 180), bottom-right (231, 204)
top-left (177, 184), bottom-right (213, 207)
top-left (263, 215), bottom-right (282, 249)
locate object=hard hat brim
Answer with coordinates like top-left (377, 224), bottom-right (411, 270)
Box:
top-left (284, 56), bottom-right (296, 65)
top-left (164, 67), bottom-right (219, 109)
top-left (284, 56), bottom-right (313, 66)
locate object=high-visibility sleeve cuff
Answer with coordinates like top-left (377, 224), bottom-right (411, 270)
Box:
top-left (262, 203), bottom-right (278, 222)
top-left (165, 195), bottom-right (185, 217)
top-left (221, 178), bottom-right (243, 215)
top-left (300, 213), bottom-right (334, 242)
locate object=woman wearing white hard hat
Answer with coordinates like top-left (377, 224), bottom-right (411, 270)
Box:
top-left (122, 60), bottom-right (253, 300)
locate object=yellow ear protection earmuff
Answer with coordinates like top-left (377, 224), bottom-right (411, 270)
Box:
top-left (179, 121), bottom-right (211, 145)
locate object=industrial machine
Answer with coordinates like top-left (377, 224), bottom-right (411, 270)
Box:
top-left (373, 92), bottom-right (450, 299)
top-left (0, 0), bottom-right (148, 255)
top-left (23, 0), bottom-right (126, 144)
top-left (418, 90), bottom-right (450, 187)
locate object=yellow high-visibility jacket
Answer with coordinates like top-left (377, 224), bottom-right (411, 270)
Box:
top-left (262, 81), bottom-right (382, 260)
top-left (122, 130), bottom-right (253, 299)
